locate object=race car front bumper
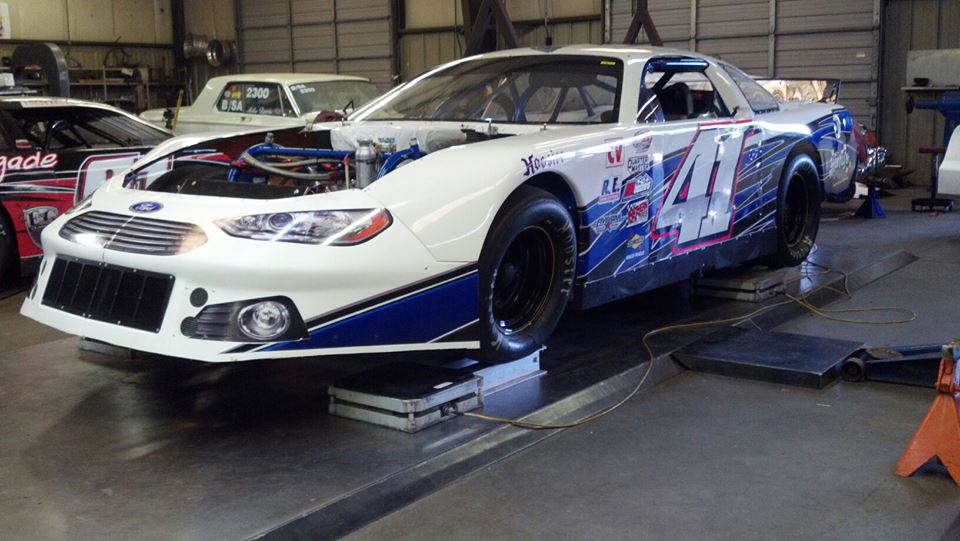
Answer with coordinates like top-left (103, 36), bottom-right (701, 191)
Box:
top-left (21, 188), bottom-right (481, 363)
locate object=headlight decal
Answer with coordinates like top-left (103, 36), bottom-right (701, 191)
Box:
top-left (215, 209), bottom-right (392, 245)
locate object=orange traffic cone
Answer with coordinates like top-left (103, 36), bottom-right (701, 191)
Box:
top-left (893, 341), bottom-right (960, 485)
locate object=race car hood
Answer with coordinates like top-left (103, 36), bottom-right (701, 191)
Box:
top-left (94, 172), bottom-right (387, 216)
top-left (101, 119), bottom-right (640, 264)
top-left (105, 126), bottom-right (300, 190)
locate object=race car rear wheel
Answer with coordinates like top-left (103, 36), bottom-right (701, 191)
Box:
top-left (478, 186), bottom-right (576, 363)
top-left (770, 151), bottom-right (820, 267)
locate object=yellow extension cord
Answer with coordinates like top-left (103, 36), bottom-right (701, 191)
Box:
top-left (461, 262), bottom-right (918, 430)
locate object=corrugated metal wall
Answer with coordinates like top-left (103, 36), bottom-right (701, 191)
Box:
top-left (881, 0), bottom-right (960, 186)
top-left (399, 0), bottom-right (600, 82)
top-left (2, 0), bottom-right (173, 43)
top-left (237, 0), bottom-right (395, 88)
top-left (608, 0), bottom-right (880, 130)
top-left (232, 0), bottom-right (949, 186)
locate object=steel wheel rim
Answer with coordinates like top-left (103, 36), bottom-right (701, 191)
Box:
top-left (783, 172), bottom-right (809, 248)
top-left (492, 226), bottom-right (555, 335)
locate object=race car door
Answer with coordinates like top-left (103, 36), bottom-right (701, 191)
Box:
top-left (639, 57), bottom-right (766, 263)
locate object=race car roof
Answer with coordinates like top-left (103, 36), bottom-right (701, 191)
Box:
top-left (203, 73), bottom-right (372, 87)
top-left (0, 96), bottom-right (127, 111)
top-left (467, 44), bottom-right (717, 64)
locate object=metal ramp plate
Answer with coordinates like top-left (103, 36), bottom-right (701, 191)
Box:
top-left (673, 327), bottom-right (864, 389)
top-left (329, 363), bottom-right (481, 433)
top-left (692, 266), bottom-right (802, 302)
top-left (329, 352), bottom-right (544, 433)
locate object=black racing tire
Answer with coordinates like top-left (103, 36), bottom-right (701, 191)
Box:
top-left (769, 151), bottom-right (820, 267)
top-left (0, 208), bottom-right (17, 285)
top-left (478, 186), bottom-right (576, 363)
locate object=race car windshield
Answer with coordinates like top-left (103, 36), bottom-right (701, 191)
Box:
top-left (288, 81), bottom-right (382, 114)
top-left (351, 55), bottom-right (623, 124)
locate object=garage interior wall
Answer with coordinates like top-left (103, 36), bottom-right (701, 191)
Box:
top-left (400, 0), bottom-right (601, 82)
top-left (236, 0), bottom-right (395, 89)
top-left (608, 0), bottom-right (881, 132)
top-left (881, 0), bottom-right (960, 186)
top-left (0, 0), bottom-right (175, 78)
top-left (0, 0), bottom-right (233, 105)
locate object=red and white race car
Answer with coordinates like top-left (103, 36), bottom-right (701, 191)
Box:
top-left (0, 97), bottom-right (172, 282)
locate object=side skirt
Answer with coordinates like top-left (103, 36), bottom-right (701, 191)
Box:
top-left (572, 229), bottom-right (777, 310)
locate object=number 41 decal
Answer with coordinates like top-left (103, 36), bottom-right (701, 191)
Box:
top-left (652, 123), bottom-right (762, 253)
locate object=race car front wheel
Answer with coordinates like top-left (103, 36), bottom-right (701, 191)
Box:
top-left (770, 151), bottom-right (820, 267)
top-left (478, 186), bottom-right (576, 363)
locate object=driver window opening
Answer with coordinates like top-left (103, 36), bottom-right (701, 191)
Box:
top-left (637, 58), bottom-right (732, 124)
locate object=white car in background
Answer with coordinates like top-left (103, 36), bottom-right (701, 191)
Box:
top-left (140, 74), bottom-right (381, 134)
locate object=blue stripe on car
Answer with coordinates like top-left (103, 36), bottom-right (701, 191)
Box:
top-left (262, 272), bottom-right (479, 351)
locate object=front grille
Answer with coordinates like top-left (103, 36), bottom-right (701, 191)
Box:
top-left (60, 211), bottom-right (206, 256)
top-left (42, 257), bottom-right (174, 332)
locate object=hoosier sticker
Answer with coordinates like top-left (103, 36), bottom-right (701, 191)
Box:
top-left (521, 151), bottom-right (565, 176)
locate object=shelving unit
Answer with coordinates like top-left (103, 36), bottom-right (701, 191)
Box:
top-left (15, 65), bottom-right (185, 112)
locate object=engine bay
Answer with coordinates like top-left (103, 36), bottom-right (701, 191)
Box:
top-left (145, 123), bottom-right (517, 199)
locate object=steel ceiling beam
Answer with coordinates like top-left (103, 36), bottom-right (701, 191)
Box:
top-left (462, 0), bottom-right (519, 56)
top-left (623, 0), bottom-right (663, 47)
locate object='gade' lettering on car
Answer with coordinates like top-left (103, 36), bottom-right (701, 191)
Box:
top-left (521, 151), bottom-right (564, 176)
top-left (0, 152), bottom-right (59, 182)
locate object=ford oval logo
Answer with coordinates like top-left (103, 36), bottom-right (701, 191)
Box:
top-left (130, 201), bottom-right (162, 213)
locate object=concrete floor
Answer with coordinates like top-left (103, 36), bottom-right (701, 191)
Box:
top-left (2, 189), bottom-right (959, 540)
top-left (349, 190), bottom-right (960, 541)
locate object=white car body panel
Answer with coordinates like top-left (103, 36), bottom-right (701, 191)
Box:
top-left (23, 45), bottom-right (860, 362)
top-left (938, 126), bottom-right (960, 196)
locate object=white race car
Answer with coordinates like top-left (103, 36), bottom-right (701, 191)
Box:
top-left (22, 45), bottom-right (861, 363)
top-left (140, 73), bottom-right (381, 135)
